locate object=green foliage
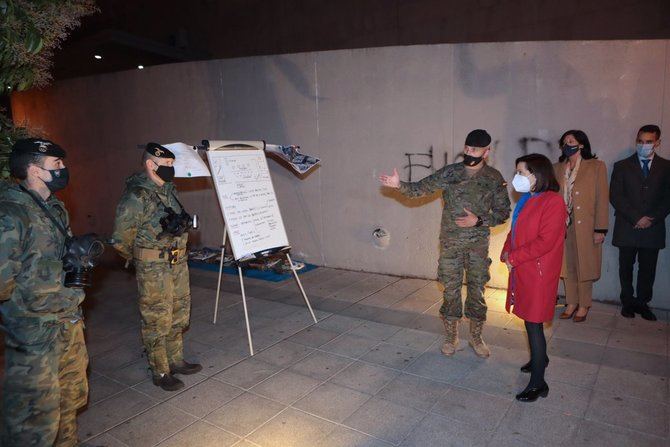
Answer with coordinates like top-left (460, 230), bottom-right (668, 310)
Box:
top-left (0, 108), bottom-right (30, 180)
top-left (0, 0), bottom-right (96, 180)
top-left (1, 0), bottom-right (97, 92)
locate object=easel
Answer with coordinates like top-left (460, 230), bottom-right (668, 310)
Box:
top-left (206, 140), bottom-right (318, 356)
top-left (212, 227), bottom-right (317, 355)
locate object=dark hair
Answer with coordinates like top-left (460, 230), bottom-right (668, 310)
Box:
top-left (515, 153), bottom-right (560, 193)
top-left (558, 130), bottom-right (597, 162)
top-left (142, 150), bottom-right (154, 166)
top-left (9, 151), bottom-right (44, 180)
top-left (637, 124), bottom-right (661, 140)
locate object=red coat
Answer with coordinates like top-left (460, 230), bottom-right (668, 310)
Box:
top-left (502, 191), bottom-right (567, 323)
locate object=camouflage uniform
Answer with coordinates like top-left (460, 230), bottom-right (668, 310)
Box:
top-left (0, 181), bottom-right (88, 447)
top-left (112, 172), bottom-right (190, 377)
top-left (399, 162), bottom-right (510, 321)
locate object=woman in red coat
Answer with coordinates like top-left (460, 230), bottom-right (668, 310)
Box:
top-left (501, 153), bottom-right (567, 402)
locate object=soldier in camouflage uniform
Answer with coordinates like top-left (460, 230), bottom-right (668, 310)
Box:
top-left (0, 139), bottom-right (88, 446)
top-left (380, 130), bottom-right (510, 358)
top-left (112, 143), bottom-right (201, 391)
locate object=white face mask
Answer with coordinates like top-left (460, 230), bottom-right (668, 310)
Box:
top-left (512, 173), bottom-right (532, 193)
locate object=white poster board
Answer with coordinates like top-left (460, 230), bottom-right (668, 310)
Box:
top-left (206, 141), bottom-right (290, 261)
top-left (163, 142), bottom-right (211, 178)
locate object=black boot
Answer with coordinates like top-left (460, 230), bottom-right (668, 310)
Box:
top-left (170, 360), bottom-right (203, 375)
top-left (152, 373), bottom-right (185, 391)
top-left (637, 304), bottom-right (657, 321)
top-left (515, 383), bottom-right (549, 402)
top-left (520, 357), bottom-right (549, 373)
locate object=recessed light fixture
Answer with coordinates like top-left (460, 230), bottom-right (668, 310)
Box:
top-left (137, 65), bottom-right (144, 70)
top-left (94, 54), bottom-right (102, 60)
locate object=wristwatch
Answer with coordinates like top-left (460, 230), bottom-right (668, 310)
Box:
top-left (475, 216), bottom-right (483, 227)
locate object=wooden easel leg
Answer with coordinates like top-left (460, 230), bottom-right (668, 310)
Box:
top-left (286, 253), bottom-right (318, 324)
top-left (238, 266), bottom-right (255, 356)
top-left (213, 228), bottom-right (228, 324)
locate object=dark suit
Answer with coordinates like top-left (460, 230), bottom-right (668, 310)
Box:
top-left (610, 153), bottom-right (670, 307)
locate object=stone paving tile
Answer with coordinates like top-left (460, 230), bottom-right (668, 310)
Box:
top-left (360, 342), bottom-right (422, 370)
top-left (293, 382), bottom-right (372, 423)
top-left (343, 397), bottom-right (425, 445)
top-left (157, 421), bottom-right (240, 447)
top-left (107, 403), bottom-right (197, 447)
top-left (401, 413), bottom-right (494, 447)
top-left (494, 402), bottom-right (581, 446)
top-left (247, 408), bottom-right (338, 447)
top-left (205, 393), bottom-right (286, 437)
top-left (432, 386), bottom-right (512, 428)
top-left (585, 389), bottom-right (669, 438)
top-left (213, 357), bottom-right (283, 390)
top-left (329, 361), bottom-right (400, 394)
top-left (319, 333), bottom-right (380, 358)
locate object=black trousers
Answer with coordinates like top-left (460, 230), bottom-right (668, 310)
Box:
top-left (618, 246), bottom-right (660, 307)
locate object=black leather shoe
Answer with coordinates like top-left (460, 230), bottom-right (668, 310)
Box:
top-left (520, 357), bottom-right (549, 373)
top-left (515, 383), bottom-right (549, 402)
top-left (637, 305), bottom-right (657, 321)
top-left (621, 306), bottom-right (635, 318)
top-left (152, 373), bottom-right (185, 391)
top-left (170, 360), bottom-right (203, 375)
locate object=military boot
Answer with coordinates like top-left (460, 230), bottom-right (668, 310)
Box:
top-left (152, 373), bottom-right (185, 391)
top-left (170, 360), bottom-right (203, 375)
top-left (469, 320), bottom-right (490, 358)
top-left (440, 318), bottom-right (459, 356)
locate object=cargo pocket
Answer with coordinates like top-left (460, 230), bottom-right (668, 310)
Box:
top-left (2, 315), bottom-right (59, 352)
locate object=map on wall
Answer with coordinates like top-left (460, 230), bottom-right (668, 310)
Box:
top-left (205, 141), bottom-right (290, 261)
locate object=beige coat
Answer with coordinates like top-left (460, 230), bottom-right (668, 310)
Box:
top-left (554, 158), bottom-right (609, 281)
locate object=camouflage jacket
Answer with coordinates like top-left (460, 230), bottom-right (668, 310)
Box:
top-left (0, 181), bottom-right (84, 318)
top-left (112, 172), bottom-right (188, 260)
top-left (399, 162), bottom-right (511, 239)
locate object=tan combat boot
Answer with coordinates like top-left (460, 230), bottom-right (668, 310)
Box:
top-left (469, 320), bottom-right (490, 358)
top-left (440, 318), bottom-right (459, 356)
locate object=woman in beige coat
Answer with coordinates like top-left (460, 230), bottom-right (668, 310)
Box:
top-left (553, 130), bottom-right (609, 322)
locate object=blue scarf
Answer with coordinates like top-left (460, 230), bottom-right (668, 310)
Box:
top-left (512, 192), bottom-right (532, 242)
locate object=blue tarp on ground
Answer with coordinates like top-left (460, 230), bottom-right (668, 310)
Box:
top-left (188, 260), bottom-right (318, 282)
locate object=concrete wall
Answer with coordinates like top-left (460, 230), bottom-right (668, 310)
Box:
top-left (11, 39), bottom-right (670, 309)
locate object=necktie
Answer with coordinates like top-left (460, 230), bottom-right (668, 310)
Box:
top-left (642, 159), bottom-right (650, 178)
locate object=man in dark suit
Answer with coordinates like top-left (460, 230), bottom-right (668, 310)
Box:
top-left (610, 124), bottom-right (670, 320)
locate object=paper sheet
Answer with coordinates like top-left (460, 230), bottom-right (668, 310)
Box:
top-left (163, 142), bottom-right (211, 177)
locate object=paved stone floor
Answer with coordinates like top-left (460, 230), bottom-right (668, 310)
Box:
top-left (3, 266), bottom-right (669, 446)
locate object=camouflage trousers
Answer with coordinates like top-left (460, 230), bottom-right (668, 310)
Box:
top-left (1, 316), bottom-right (88, 447)
top-left (136, 259), bottom-right (191, 376)
top-left (438, 233), bottom-right (491, 322)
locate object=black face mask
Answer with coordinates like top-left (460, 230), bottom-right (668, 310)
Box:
top-left (40, 167), bottom-right (69, 192)
top-left (155, 165), bottom-right (175, 183)
top-left (463, 154), bottom-right (483, 167)
top-left (562, 144), bottom-right (580, 158)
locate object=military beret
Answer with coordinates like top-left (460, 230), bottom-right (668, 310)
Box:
top-left (465, 129), bottom-right (492, 148)
top-left (145, 142), bottom-right (175, 159)
top-left (11, 138), bottom-right (66, 158)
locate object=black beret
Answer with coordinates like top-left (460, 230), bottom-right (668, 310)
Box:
top-left (145, 142), bottom-right (175, 159)
top-left (464, 129), bottom-right (492, 148)
top-left (11, 138), bottom-right (66, 158)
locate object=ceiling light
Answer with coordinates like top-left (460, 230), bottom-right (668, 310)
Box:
top-left (94, 54), bottom-right (102, 60)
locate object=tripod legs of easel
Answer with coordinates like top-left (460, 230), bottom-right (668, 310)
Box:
top-left (212, 226), bottom-right (318, 356)
top-left (237, 265), bottom-right (255, 355)
top-left (286, 253), bottom-right (317, 324)
top-left (212, 230), bottom-right (228, 325)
